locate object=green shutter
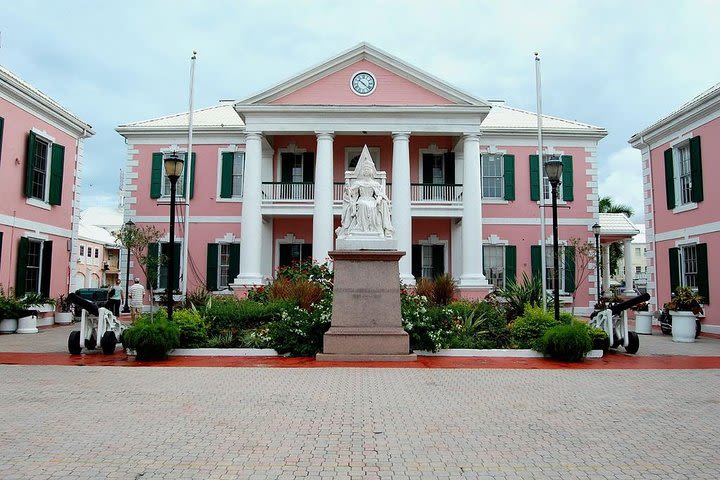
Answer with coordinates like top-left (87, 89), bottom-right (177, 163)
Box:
top-left (0, 231), bottom-right (3, 269)
top-left (229, 243), bottom-right (240, 283)
top-left (189, 152), bottom-right (196, 199)
top-left (531, 245), bottom-right (542, 281)
top-left (504, 245), bottom-right (517, 284)
top-left (411, 245), bottom-right (421, 279)
top-left (48, 143), bottom-right (65, 205)
top-left (444, 152), bottom-right (455, 185)
top-left (281, 153), bottom-right (294, 183)
top-left (25, 131), bottom-right (37, 198)
top-left (529, 155), bottom-right (540, 201)
top-left (150, 153), bottom-right (163, 199)
top-left (147, 243), bottom-right (159, 289)
top-left (664, 148), bottom-right (675, 210)
top-left (220, 152), bottom-right (234, 198)
top-left (669, 247), bottom-right (680, 295)
top-left (206, 244), bottom-right (218, 291)
top-left (564, 245), bottom-right (575, 293)
top-left (0, 116), bottom-right (5, 163)
top-left (561, 155), bottom-right (573, 202)
top-left (503, 154), bottom-right (515, 201)
top-left (689, 136), bottom-right (703, 203)
top-left (432, 245), bottom-right (444, 278)
top-left (303, 152), bottom-right (315, 183)
top-left (15, 237), bottom-right (29, 297)
top-left (696, 243), bottom-right (709, 304)
top-left (40, 241), bottom-right (52, 297)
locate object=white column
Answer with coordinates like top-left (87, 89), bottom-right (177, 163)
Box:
top-left (234, 132), bottom-right (264, 286)
top-left (313, 132), bottom-right (334, 264)
top-left (459, 134), bottom-right (488, 287)
top-left (602, 244), bottom-right (611, 294)
top-left (391, 132), bottom-right (414, 285)
top-left (623, 239), bottom-right (636, 295)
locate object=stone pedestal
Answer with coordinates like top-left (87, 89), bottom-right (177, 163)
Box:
top-left (317, 250), bottom-right (416, 362)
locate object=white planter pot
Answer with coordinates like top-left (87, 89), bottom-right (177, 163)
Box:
top-left (17, 314), bottom-right (38, 334)
top-left (635, 311), bottom-right (653, 335)
top-left (30, 303), bottom-right (55, 313)
top-left (36, 315), bottom-right (54, 327)
top-left (0, 318), bottom-right (18, 334)
top-left (55, 312), bottom-right (74, 325)
top-left (670, 310), bottom-right (696, 343)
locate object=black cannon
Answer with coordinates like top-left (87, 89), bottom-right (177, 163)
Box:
top-left (589, 292), bottom-right (650, 354)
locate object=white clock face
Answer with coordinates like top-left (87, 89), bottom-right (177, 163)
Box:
top-left (351, 71), bottom-right (376, 96)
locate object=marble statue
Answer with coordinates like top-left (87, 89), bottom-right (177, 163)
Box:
top-left (335, 145), bottom-right (395, 250)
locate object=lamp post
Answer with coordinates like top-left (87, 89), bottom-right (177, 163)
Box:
top-left (592, 223), bottom-right (601, 307)
top-left (163, 152), bottom-right (184, 323)
top-left (122, 219), bottom-right (135, 314)
top-left (544, 158), bottom-right (563, 322)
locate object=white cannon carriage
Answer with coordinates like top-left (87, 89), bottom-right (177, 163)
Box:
top-left (67, 293), bottom-right (128, 355)
top-left (589, 292), bottom-right (650, 355)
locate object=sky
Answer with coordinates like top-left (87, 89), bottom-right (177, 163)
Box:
top-left (2, 0), bottom-right (719, 223)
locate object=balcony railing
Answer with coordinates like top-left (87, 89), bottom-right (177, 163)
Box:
top-left (262, 182), bottom-right (314, 201)
top-left (410, 183), bottom-right (463, 202)
top-left (333, 182), bottom-right (393, 201)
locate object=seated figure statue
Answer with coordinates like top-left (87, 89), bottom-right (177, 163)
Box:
top-left (336, 146), bottom-right (394, 243)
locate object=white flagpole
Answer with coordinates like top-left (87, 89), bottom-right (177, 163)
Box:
top-left (181, 50), bottom-right (197, 298)
top-left (535, 52), bottom-right (547, 310)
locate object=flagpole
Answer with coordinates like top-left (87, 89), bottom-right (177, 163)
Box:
top-left (535, 52), bottom-right (547, 311)
top-left (181, 50), bottom-right (197, 298)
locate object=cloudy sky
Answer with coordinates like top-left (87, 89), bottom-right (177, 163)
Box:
top-left (2, 0), bottom-right (719, 222)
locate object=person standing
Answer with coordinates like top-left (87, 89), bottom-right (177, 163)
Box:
top-left (109, 279), bottom-right (123, 316)
top-left (128, 278), bottom-right (145, 323)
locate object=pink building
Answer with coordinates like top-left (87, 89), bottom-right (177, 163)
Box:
top-left (0, 66), bottom-right (94, 300)
top-left (630, 83), bottom-right (718, 333)
top-left (117, 43), bottom-right (606, 315)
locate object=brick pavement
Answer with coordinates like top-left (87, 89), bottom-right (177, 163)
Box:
top-left (1, 365), bottom-right (719, 479)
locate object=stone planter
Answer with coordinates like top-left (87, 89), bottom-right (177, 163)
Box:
top-left (670, 310), bottom-right (696, 343)
top-left (0, 318), bottom-right (18, 334)
top-left (30, 303), bottom-right (55, 313)
top-left (36, 312), bottom-right (54, 327)
top-left (55, 312), bottom-right (74, 325)
top-left (635, 311), bottom-right (653, 335)
top-left (17, 314), bottom-right (38, 334)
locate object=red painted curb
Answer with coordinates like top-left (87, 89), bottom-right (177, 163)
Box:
top-left (1, 351), bottom-right (720, 369)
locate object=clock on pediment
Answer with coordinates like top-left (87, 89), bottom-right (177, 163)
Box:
top-left (350, 71), bottom-right (376, 96)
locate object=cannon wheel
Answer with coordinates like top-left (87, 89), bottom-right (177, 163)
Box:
top-left (101, 331), bottom-right (117, 355)
top-left (68, 331), bottom-right (82, 355)
top-left (625, 331), bottom-right (639, 354)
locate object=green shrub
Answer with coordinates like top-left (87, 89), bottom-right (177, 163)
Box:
top-left (205, 297), bottom-right (291, 336)
top-left (237, 327), bottom-right (272, 349)
top-left (401, 292), bottom-right (455, 352)
top-left (122, 317), bottom-right (180, 361)
top-left (414, 274), bottom-right (457, 306)
top-left (539, 322), bottom-right (593, 362)
top-left (171, 309), bottom-right (208, 348)
top-left (266, 299), bottom-right (332, 356)
top-left (495, 273), bottom-right (549, 321)
top-left (446, 300), bottom-right (512, 349)
top-left (268, 277), bottom-right (324, 311)
top-left (184, 287), bottom-right (211, 309)
top-left (205, 332), bottom-right (236, 348)
top-left (510, 304), bottom-right (560, 349)
top-left (588, 326), bottom-right (610, 352)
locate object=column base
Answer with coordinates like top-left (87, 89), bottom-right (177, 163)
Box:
top-left (230, 274), bottom-right (266, 287)
top-left (400, 273), bottom-right (416, 286)
top-left (458, 273), bottom-right (490, 288)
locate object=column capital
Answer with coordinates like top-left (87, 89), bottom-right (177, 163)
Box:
top-left (315, 131), bottom-right (335, 140)
top-left (391, 132), bottom-right (411, 141)
top-left (245, 131), bottom-right (263, 141)
top-left (462, 133), bottom-right (481, 142)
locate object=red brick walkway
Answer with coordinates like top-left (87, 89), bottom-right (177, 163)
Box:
top-left (2, 351), bottom-right (720, 369)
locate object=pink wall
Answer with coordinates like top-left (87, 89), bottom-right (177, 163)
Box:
top-left (271, 60), bottom-right (456, 106)
top-left (0, 97), bottom-right (81, 299)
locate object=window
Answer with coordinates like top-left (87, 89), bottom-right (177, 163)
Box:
top-left (346, 147), bottom-right (380, 170)
top-left (279, 243), bottom-right (312, 268)
top-left (635, 266), bottom-right (642, 274)
top-left (542, 155), bottom-right (561, 201)
top-left (665, 137), bottom-right (703, 209)
top-left (412, 244), bottom-right (444, 279)
top-left (635, 247), bottom-right (641, 256)
top-left (94, 248), bottom-right (99, 258)
top-left (681, 244), bottom-right (697, 289)
top-left (87, 246), bottom-right (92, 257)
top-left (481, 154), bottom-right (503, 199)
top-left (219, 244), bottom-right (230, 290)
top-left (219, 152), bottom-right (245, 199)
top-left (162, 153), bottom-right (186, 197)
top-left (31, 138), bottom-right (49, 200)
top-left (25, 240), bottom-right (42, 294)
top-left (79, 245), bottom-right (84, 256)
top-left (545, 247), bottom-right (565, 292)
top-left (232, 154), bottom-right (244, 197)
top-left (483, 245), bottom-right (505, 289)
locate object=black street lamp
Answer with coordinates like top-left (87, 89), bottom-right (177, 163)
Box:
top-left (122, 219), bottom-right (135, 314)
top-left (592, 222), bottom-right (602, 307)
top-left (544, 158), bottom-right (563, 322)
top-left (163, 152), bottom-right (184, 323)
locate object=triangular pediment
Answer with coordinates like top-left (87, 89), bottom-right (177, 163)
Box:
top-left (237, 42), bottom-right (489, 107)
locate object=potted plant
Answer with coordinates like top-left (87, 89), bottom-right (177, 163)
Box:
top-left (0, 288), bottom-right (24, 334)
top-left (22, 293), bottom-right (55, 327)
top-left (55, 294), bottom-right (74, 325)
top-left (666, 287), bottom-right (704, 343)
top-left (633, 301), bottom-right (653, 335)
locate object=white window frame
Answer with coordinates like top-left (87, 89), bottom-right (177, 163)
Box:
top-left (544, 245), bottom-right (566, 294)
top-left (679, 243), bottom-right (698, 291)
top-left (481, 153), bottom-right (504, 199)
top-left (418, 145), bottom-right (448, 184)
top-left (483, 244), bottom-right (506, 289)
top-left (345, 147), bottom-right (380, 171)
top-left (23, 238), bottom-right (45, 295)
top-left (218, 243), bottom-right (231, 290)
top-left (152, 240), bottom-right (183, 292)
top-left (231, 153), bottom-right (245, 198)
top-left (673, 141), bottom-right (694, 208)
top-left (158, 148), bottom-right (188, 201)
top-left (417, 235), bottom-right (448, 280)
top-left (276, 145), bottom-right (307, 182)
top-left (26, 129), bottom-right (56, 210)
top-left (216, 147), bottom-right (246, 203)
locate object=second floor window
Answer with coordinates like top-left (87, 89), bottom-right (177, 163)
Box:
top-left (31, 138), bottom-right (49, 200)
top-left (677, 145), bottom-right (692, 205)
top-left (664, 136), bottom-right (703, 209)
top-left (482, 154), bottom-right (504, 199)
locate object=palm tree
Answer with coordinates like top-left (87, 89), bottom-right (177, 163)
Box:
top-left (599, 196), bottom-right (634, 276)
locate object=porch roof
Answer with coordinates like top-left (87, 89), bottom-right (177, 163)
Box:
top-left (598, 213), bottom-right (640, 243)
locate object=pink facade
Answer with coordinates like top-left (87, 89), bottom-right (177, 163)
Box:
top-left (631, 85), bottom-right (720, 332)
top-left (0, 67), bottom-right (93, 302)
top-left (118, 43), bottom-right (605, 314)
